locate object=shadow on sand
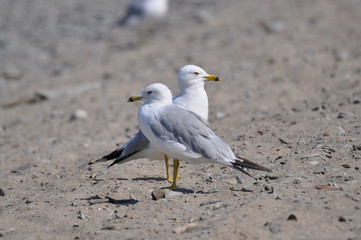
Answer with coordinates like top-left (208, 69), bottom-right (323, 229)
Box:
top-left (131, 177), bottom-right (166, 182)
top-left (79, 195), bottom-right (138, 205)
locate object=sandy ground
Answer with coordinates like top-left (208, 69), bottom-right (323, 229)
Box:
top-left (1, 0), bottom-right (361, 239)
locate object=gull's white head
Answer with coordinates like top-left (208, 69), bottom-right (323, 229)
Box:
top-left (128, 83), bottom-right (172, 104)
top-left (177, 65), bottom-right (222, 92)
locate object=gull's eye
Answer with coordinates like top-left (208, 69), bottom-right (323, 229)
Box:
top-left (147, 91), bottom-right (152, 94)
top-left (193, 72), bottom-right (199, 76)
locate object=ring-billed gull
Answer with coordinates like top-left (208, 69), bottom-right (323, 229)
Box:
top-left (92, 65), bottom-right (221, 182)
top-left (117, 0), bottom-right (168, 26)
top-left (128, 83), bottom-right (272, 189)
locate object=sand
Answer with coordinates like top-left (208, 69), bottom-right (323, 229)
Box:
top-left (0, 0), bottom-right (360, 239)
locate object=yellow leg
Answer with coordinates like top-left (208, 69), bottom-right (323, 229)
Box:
top-left (169, 159), bottom-right (180, 190)
top-left (164, 155), bottom-right (172, 182)
top-left (165, 155), bottom-right (181, 182)
top-left (173, 159), bottom-right (180, 180)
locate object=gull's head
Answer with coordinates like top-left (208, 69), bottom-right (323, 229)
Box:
top-left (177, 65), bottom-right (222, 91)
top-left (128, 83), bottom-right (173, 104)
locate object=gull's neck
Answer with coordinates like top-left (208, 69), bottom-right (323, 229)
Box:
top-left (174, 83), bottom-right (209, 121)
top-left (178, 80), bottom-right (205, 94)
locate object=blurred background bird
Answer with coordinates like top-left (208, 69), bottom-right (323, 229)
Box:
top-left (116, 0), bottom-right (169, 27)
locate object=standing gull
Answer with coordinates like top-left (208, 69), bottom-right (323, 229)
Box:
top-left (128, 83), bottom-right (272, 189)
top-left (92, 65), bottom-right (221, 182)
top-left (116, 0), bottom-right (168, 26)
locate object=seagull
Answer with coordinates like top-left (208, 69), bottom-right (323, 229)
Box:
top-left (128, 83), bottom-right (272, 189)
top-left (116, 0), bottom-right (168, 26)
top-left (92, 65), bottom-right (221, 182)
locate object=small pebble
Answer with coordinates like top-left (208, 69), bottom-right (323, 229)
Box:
top-left (236, 176), bottom-right (243, 184)
top-left (101, 225), bottom-right (116, 230)
top-left (264, 222), bottom-right (281, 234)
top-left (0, 188), bottom-right (5, 196)
top-left (261, 21), bottom-right (286, 33)
top-left (79, 212), bottom-right (87, 220)
top-left (309, 161), bottom-right (319, 166)
top-left (223, 177), bottom-right (238, 185)
top-left (352, 145), bottom-right (361, 151)
top-left (206, 173), bottom-right (222, 182)
top-left (70, 109), bottom-right (88, 121)
top-left (102, 72), bottom-right (113, 80)
top-left (301, 152), bottom-right (320, 159)
top-left (213, 202), bottom-right (223, 210)
top-left (315, 185), bottom-right (343, 191)
top-left (215, 112), bottom-right (225, 119)
top-left (151, 189), bottom-right (165, 200)
top-left (293, 179), bottom-right (301, 184)
top-left (173, 223), bottom-right (199, 234)
top-left (337, 126), bottom-right (347, 134)
top-left (164, 191), bottom-right (183, 199)
top-left (185, 196), bottom-right (192, 203)
top-left (338, 216), bottom-right (346, 222)
top-left (337, 112), bottom-right (354, 119)
top-left (269, 224), bottom-right (281, 233)
top-left (199, 199), bottom-right (222, 207)
top-left (287, 214), bottom-right (297, 221)
top-left (2, 68), bottom-right (23, 80)
top-left (78, 210), bottom-right (90, 220)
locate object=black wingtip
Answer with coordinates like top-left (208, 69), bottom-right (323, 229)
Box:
top-left (107, 149), bottom-right (142, 169)
top-left (234, 156), bottom-right (272, 173)
top-left (88, 158), bottom-right (105, 165)
top-left (88, 148), bottom-right (124, 165)
top-left (232, 165), bottom-right (257, 180)
top-left (107, 161), bottom-right (117, 168)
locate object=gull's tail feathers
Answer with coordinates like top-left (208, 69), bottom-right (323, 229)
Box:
top-left (232, 156), bottom-right (272, 178)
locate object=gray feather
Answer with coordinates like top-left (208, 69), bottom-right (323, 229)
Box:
top-left (120, 130), bottom-right (150, 158)
top-left (149, 105), bottom-right (235, 162)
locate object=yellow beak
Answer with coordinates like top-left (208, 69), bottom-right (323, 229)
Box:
top-left (127, 96), bottom-right (142, 102)
top-left (204, 75), bottom-right (222, 82)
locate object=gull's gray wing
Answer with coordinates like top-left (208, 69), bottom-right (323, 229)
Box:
top-left (149, 105), bottom-right (235, 162)
top-left (149, 105), bottom-right (272, 174)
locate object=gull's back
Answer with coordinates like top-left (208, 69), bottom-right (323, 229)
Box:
top-left (146, 104), bottom-right (236, 165)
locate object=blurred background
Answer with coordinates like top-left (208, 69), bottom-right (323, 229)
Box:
top-left (1, 0), bottom-right (359, 97)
